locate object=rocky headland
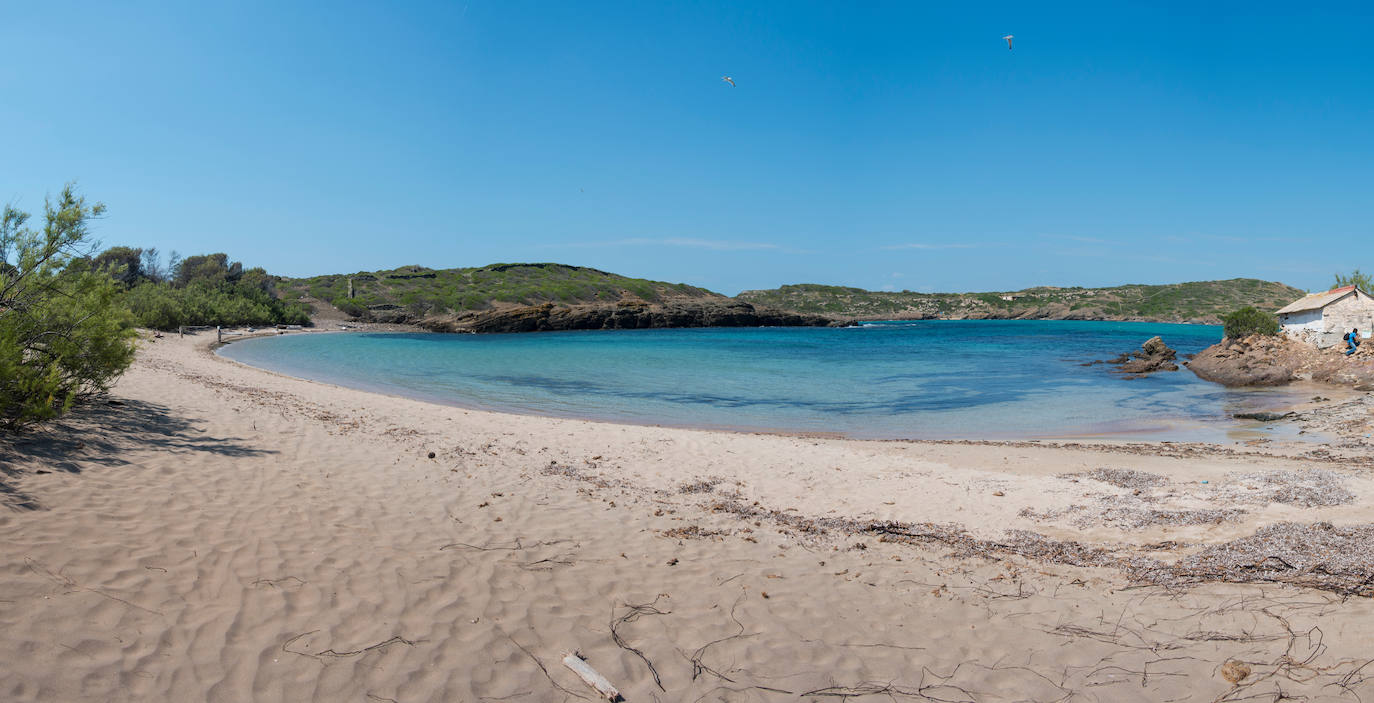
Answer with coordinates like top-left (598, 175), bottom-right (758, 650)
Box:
top-left (1187, 334), bottom-right (1374, 389)
top-left (418, 299), bottom-right (846, 334)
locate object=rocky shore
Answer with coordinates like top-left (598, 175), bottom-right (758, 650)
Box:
top-left (417, 299), bottom-right (847, 333)
top-left (1187, 334), bottom-right (1374, 389)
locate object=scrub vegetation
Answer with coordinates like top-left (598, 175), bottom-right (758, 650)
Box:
top-left (1223, 306), bottom-right (1281, 339)
top-left (281, 263), bottom-right (720, 319)
top-left (0, 186), bottom-right (136, 430)
top-left (737, 278), bottom-right (1305, 324)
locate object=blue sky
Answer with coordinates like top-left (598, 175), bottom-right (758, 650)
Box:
top-left (2, 1), bottom-right (1370, 295)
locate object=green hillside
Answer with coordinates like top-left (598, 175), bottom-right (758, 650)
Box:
top-left (735, 278), bottom-right (1306, 324)
top-left (281, 262), bottom-right (721, 318)
top-left (280, 262), bottom-right (1306, 326)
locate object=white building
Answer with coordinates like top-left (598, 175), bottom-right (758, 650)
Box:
top-left (1275, 285), bottom-right (1374, 348)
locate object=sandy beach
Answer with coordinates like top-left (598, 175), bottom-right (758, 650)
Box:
top-left (4, 330), bottom-right (1374, 702)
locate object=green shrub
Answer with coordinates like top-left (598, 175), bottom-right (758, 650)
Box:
top-left (124, 278), bottom-right (311, 329)
top-left (0, 186), bottom-right (137, 431)
top-left (116, 253), bottom-right (310, 330)
top-left (333, 297), bottom-right (368, 319)
top-left (1223, 306), bottom-right (1280, 339)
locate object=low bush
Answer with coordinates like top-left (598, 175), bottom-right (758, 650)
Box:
top-left (1, 186), bottom-right (137, 431)
top-left (1223, 306), bottom-right (1280, 339)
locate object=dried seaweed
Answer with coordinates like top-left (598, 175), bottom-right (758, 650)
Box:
top-left (661, 525), bottom-right (730, 540)
top-left (708, 498), bottom-right (1374, 597)
top-left (1063, 468), bottom-right (1168, 490)
top-left (1222, 469), bottom-right (1354, 508)
top-left (678, 478), bottom-right (722, 494)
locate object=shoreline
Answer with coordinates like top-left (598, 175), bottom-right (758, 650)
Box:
top-left (4, 330), bottom-right (1374, 701)
top-left (216, 325), bottom-right (1358, 448)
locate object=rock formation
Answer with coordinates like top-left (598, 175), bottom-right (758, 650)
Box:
top-left (1186, 335), bottom-right (1300, 387)
top-left (420, 300), bottom-right (847, 334)
top-left (1101, 336), bottom-right (1179, 378)
top-left (1186, 334), bottom-right (1374, 388)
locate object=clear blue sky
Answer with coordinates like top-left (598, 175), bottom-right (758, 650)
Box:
top-left (3, 1), bottom-right (1370, 295)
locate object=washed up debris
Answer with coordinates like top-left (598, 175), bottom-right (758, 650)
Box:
top-left (1021, 499), bottom-right (1247, 529)
top-left (660, 525), bottom-right (729, 540)
top-left (1062, 467), bottom-right (1168, 491)
top-left (1221, 659), bottom-right (1252, 684)
top-left (710, 497), bottom-right (1374, 596)
top-left (562, 652), bottom-right (622, 701)
top-left (678, 478), bottom-right (722, 494)
top-left (1222, 469), bottom-right (1354, 507)
top-left (1137, 522), bottom-right (1374, 595)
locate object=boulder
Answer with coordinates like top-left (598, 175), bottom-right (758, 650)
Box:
top-left (1107, 336), bottom-right (1179, 377)
top-left (1186, 335), bottom-right (1299, 387)
top-left (1141, 335), bottom-right (1171, 356)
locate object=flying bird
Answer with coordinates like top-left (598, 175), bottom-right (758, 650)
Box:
top-left (1003, 34), bottom-right (1014, 50)
top-left (721, 76), bottom-right (735, 87)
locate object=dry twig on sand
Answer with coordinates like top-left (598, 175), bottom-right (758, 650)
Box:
top-left (500, 630), bottom-right (589, 700)
top-left (684, 595), bottom-right (753, 684)
top-left (280, 631), bottom-right (421, 661)
top-left (610, 596), bottom-right (671, 691)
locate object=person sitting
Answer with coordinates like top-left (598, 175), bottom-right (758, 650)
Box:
top-left (1345, 328), bottom-right (1362, 356)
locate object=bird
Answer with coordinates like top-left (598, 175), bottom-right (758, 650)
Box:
top-left (721, 76), bottom-right (735, 87)
top-left (1003, 34), bottom-right (1014, 50)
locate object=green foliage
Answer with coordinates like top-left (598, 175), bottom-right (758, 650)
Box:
top-left (1223, 306), bottom-right (1280, 339)
top-left (738, 278), bottom-right (1307, 324)
top-left (175, 253), bottom-right (242, 286)
top-left (0, 185), bottom-right (137, 431)
top-left (91, 245), bottom-right (144, 287)
top-left (281, 263), bottom-right (720, 319)
top-left (123, 278), bottom-right (311, 330)
top-left (97, 246), bottom-right (310, 330)
top-left (1334, 270), bottom-right (1372, 291)
top-left (332, 297), bottom-right (368, 318)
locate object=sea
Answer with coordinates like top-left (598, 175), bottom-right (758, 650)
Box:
top-left (217, 320), bottom-right (1321, 441)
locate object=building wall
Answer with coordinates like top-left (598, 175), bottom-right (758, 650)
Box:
top-left (1279, 308), bottom-right (1324, 345)
top-left (1321, 291), bottom-right (1374, 347)
top-left (1279, 291), bottom-right (1374, 348)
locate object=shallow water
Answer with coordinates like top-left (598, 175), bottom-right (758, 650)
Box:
top-left (219, 321), bottom-right (1321, 441)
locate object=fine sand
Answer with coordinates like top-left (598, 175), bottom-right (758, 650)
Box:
top-left (3, 330), bottom-right (1374, 702)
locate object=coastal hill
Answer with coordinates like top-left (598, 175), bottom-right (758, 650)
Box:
top-left (736, 278), bottom-right (1306, 325)
top-left (279, 263), bottom-right (839, 332)
top-left (283, 262), bottom-right (721, 315)
top-left (280, 265), bottom-right (1305, 330)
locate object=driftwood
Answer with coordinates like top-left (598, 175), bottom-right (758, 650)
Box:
top-left (562, 653), bottom-right (622, 701)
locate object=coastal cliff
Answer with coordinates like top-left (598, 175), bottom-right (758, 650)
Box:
top-left (285, 263), bottom-right (848, 333)
top-left (420, 299), bottom-right (844, 333)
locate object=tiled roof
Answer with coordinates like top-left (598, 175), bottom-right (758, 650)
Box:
top-left (1276, 285), bottom-right (1359, 314)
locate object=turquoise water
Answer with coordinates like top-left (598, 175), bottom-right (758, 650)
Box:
top-left (219, 321), bottom-right (1315, 440)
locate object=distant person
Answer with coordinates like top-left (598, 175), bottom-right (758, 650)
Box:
top-left (1345, 328), bottom-right (1361, 356)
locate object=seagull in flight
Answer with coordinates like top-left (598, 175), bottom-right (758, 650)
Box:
top-left (721, 76), bottom-right (735, 87)
top-left (1003, 34), bottom-right (1014, 50)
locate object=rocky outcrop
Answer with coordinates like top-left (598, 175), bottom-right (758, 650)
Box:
top-left (1106, 336), bottom-right (1179, 377)
top-left (1186, 335), bottom-right (1301, 387)
top-left (1186, 334), bottom-right (1374, 388)
top-left (420, 300), bottom-right (848, 334)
